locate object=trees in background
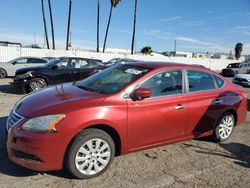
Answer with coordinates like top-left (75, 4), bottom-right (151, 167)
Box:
top-left (96, 0), bottom-right (100, 52)
top-left (48, 0), bottom-right (55, 50)
top-left (103, 0), bottom-right (121, 53)
top-left (41, 0), bottom-right (50, 49)
top-left (140, 46), bottom-right (153, 55)
top-left (66, 0), bottom-right (72, 50)
top-left (235, 43), bottom-right (243, 60)
top-left (131, 0), bottom-right (138, 55)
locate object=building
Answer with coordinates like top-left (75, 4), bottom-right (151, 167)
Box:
top-left (168, 51), bottom-right (193, 58)
top-left (0, 41), bottom-right (21, 47)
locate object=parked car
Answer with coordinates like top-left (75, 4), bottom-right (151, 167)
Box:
top-left (42, 57), bottom-right (57, 61)
top-left (6, 62), bottom-right (247, 179)
top-left (104, 58), bottom-right (136, 67)
top-left (232, 73), bottom-right (250, 87)
top-left (11, 57), bottom-right (105, 94)
top-left (221, 62), bottom-right (250, 77)
top-left (0, 57), bottom-right (48, 78)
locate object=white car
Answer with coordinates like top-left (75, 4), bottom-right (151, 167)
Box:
top-left (0, 57), bottom-right (48, 78)
top-left (232, 73), bottom-right (250, 87)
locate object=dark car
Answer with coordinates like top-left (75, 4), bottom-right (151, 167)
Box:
top-left (104, 58), bottom-right (137, 67)
top-left (221, 63), bottom-right (241, 77)
top-left (6, 62), bottom-right (247, 179)
top-left (11, 57), bottom-right (105, 94)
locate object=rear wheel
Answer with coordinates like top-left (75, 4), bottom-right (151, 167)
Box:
top-left (27, 78), bottom-right (47, 92)
top-left (65, 129), bottom-right (115, 179)
top-left (214, 112), bottom-right (235, 142)
top-left (0, 68), bottom-right (7, 78)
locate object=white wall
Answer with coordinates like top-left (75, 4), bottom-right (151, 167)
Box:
top-left (0, 46), bottom-right (242, 71)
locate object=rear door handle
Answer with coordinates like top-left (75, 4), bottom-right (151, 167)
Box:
top-left (174, 104), bottom-right (185, 110)
top-left (213, 99), bottom-right (223, 105)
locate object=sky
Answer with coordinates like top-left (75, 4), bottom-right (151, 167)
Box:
top-left (0, 0), bottom-right (250, 54)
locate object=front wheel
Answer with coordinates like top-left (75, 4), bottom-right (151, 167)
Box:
top-left (0, 68), bottom-right (7, 78)
top-left (65, 129), bottom-right (115, 179)
top-left (27, 78), bottom-right (47, 93)
top-left (214, 112), bottom-right (235, 142)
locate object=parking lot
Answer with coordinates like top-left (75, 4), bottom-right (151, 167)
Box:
top-left (0, 78), bottom-right (249, 188)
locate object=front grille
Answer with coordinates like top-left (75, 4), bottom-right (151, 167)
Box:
top-left (6, 110), bottom-right (24, 131)
top-left (222, 69), bottom-right (233, 73)
top-left (235, 78), bottom-right (248, 82)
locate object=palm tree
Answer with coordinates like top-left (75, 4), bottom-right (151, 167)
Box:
top-left (103, 0), bottom-right (121, 53)
top-left (48, 0), bottom-right (55, 49)
top-left (140, 46), bottom-right (153, 55)
top-left (41, 0), bottom-right (50, 49)
top-left (131, 0), bottom-right (138, 55)
top-left (66, 0), bottom-right (72, 50)
top-left (235, 43), bottom-right (243, 60)
top-left (97, 0), bottom-right (100, 52)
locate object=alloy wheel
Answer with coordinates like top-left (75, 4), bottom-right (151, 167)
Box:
top-left (218, 115), bottom-right (234, 140)
top-left (74, 138), bottom-right (111, 175)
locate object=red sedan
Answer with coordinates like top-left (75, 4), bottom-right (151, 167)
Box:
top-left (6, 62), bottom-right (247, 179)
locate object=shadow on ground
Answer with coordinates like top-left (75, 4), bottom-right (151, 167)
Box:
top-left (0, 84), bottom-right (11, 94)
top-left (182, 141), bottom-right (250, 169)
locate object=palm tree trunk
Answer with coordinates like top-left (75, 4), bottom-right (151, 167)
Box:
top-left (131, 0), bottom-right (137, 55)
top-left (97, 0), bottom-right (100, 52)
top-left (103, 4), bottom-right (113, 53)
top-left (41, 0), bottom-right (50, 49)
top-left (66, 0), bottom-right (72, 50)
top-left (48, 0), bottom-right (55, 50)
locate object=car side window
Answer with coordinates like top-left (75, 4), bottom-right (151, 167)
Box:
top-left (140, 70), bottom-right (183, 97)
top-left (187, 70), bottom-right (215, 92)
top-left (213, 75), bottom-right (225, 88)
top-left (16, 58), bottom-right (28, 64)
top-left (29, 58), bottom-right (47, 64)
top-left (78, 60), bottom-right (90, 68)
top-left (55, 59), bottom-right (70, 69)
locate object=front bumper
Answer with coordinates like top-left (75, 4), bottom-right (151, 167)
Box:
top-left (10, 80), bottom-right (26, 94)
top-left (7, 122), bottom-right (71, 171)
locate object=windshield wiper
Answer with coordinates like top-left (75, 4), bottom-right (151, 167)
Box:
top-left (77, 85), bottom-right (100, 93)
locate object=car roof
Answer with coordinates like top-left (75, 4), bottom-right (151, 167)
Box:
top-left (125, 61), bottom-right (208, 70)
top-left (57, 56), bottom-right (102, 61)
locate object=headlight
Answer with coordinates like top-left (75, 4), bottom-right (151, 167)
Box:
top-left (22, 114), bottom-right (65, 132)
top-left (15, 71), bottom-right (33, 80)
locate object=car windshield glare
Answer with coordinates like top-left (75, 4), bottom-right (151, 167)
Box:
top-left (77, 64), bottom-right (151, 94)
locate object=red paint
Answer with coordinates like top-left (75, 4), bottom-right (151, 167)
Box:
top-left (7, 62), bottom-right (247, 171)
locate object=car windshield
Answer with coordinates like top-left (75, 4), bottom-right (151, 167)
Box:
top-left (77, 64), bottom-right (151, 94)
top-left (227, 63), bottom-right (240, 68)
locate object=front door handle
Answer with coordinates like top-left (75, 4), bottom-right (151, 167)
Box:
top-left (213, 98), bottom-right (223, 105)
top-left (174, 104), bottom-right (185, 110)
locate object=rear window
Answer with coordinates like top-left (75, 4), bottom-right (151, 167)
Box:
top-left (187, 70), bottom-right (216, 92)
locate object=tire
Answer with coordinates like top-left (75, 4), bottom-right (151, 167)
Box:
top-left (235, 71), bottom-right (238, 74)
top-left (214, 112), bottom-right (235, 142)
top-left (65, 129), bottom-right (115, 179)
top-left (27, 78), bottom-right (47, 93)
top-left (0, 68), bottom-right (7, 78)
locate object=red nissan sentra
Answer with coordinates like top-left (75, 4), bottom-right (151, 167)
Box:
top-left (6, 61), bottom-right (247, 179)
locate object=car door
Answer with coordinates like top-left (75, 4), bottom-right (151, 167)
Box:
top-left (45, 58), bottom-right (75, 85)
top-left (184, 69), bottom-right (225, 137)
top-left (127, 69), bottom-right (187, 151)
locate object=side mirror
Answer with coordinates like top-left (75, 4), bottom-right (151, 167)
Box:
top-left (51, 65), bottom-right (59, 70)
top-left (134, 88), bottom-right (152, 100)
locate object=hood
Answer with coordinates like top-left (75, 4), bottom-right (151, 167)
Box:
top-left (14, 83), bottom-right (106, 117)
top-left (16, 66), bottom-right (43, 75)
top-left (234, 74), bottom-right (250, 79)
